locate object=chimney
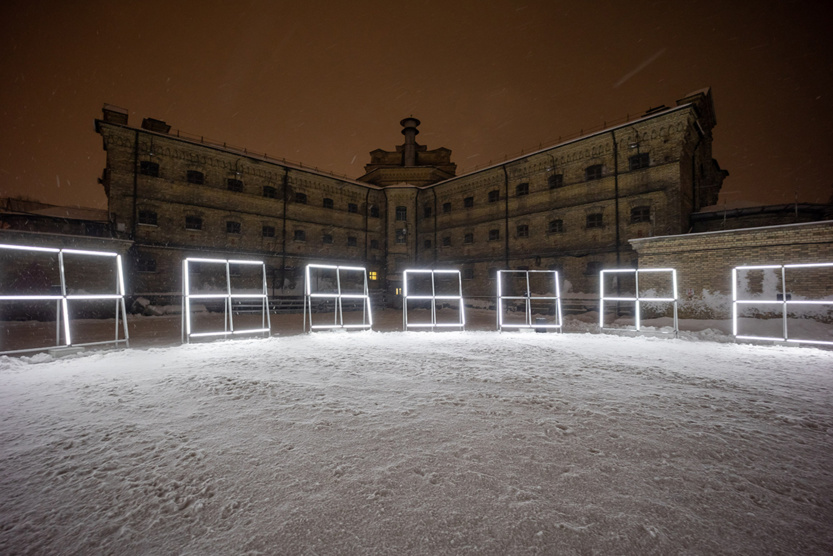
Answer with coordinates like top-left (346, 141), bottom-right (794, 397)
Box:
top-left (400, 117), bottom-right (420, 166)
top-left (141, 118), bottom-right (171, 134)
top-left (102, 104), bottom-right (128, 125)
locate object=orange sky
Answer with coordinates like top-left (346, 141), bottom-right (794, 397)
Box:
top-left (1, 0), bottom-right (831, 210)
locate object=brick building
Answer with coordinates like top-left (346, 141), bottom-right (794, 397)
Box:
top-left (94, 89), bottom-right (727, 302)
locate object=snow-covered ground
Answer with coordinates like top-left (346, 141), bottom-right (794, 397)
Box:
top-left (1, 326), bottom-right (831, 554)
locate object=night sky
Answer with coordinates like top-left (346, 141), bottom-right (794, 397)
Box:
top-left (1, 1), bottom-right (831, 210)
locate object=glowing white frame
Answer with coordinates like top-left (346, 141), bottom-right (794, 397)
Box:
top-left (599, 268), bottom-right (678, 334)
top-left (496, 270), bottom-right (563, 331)
top-left (303, 264), bottom-right (373, 331)
top-left (0, 243), bottom-right (129, 354)
top-left (402, 269), bottom-right (466, 330)
top-left (732, 263), bottom-right (833, 346)
top-left (181, 257), bottom-right (271, 343)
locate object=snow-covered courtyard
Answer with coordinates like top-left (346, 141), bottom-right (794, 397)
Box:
top-left (1, 327), bottom-right (831, 554)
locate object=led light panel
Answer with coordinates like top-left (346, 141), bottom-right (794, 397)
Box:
top-left (0, 244), bottom-right (129, 354)
top-left (181, 257), bottom-right (271, 343)
top-left (403, 269), bottom-right (465, 330)
top-left (599, 268), bottom-right (678, 335)
top-left (304, 264), bottom-right (373, 331)
top-left (496, 270), bottom-right (563, 331)
top-left (732, 263), bottom-right (833, 346)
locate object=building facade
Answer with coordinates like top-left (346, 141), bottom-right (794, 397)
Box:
top-left (95, 89), bottom-right (727, 302)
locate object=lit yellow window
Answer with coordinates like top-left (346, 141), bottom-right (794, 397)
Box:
top-left (368, 271), bottom-right (377, 281)
top-left (395, 287), bottom-right (402, 296)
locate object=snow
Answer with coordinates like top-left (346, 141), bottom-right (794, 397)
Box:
top-left (1, 318), bottom-right (832, 554)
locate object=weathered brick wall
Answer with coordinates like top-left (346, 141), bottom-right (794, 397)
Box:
top-left (630, 221), bottom-right (833, 318)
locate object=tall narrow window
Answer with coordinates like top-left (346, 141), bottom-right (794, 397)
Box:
top-left (631, 206), bottom-right (651, 223)
top-left (488, 190), bottom-right (500, 203)
top-left (395, 229), bottom-right (406, 244)
top-left (140, 161), bottom-right (159, 177)
top-left (138, 210), bottom-right (158, 226)
top-left (186, 170), bottom-right (205, 184)
top-left (185, 216), bottom-right (202, 230)
top-left (585, 165), bottom-right (603, 181)
top-left (227, 178), bottom-right (243, 192)
top-left (226, 221), bottom-right (241, 234)
top-left (516, 182), bottom-right (529, 196)
top-left (548, 174), bottom-right (564, 189)
top-left (395, 206), bottom-right (407, 221)
top-left (586, 213), bottom-right (604, 228)
top-left (629, 153), bottom-right (650, 171)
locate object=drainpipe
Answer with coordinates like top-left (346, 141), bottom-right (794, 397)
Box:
top-left (501, 165), bottom-right (510, 268)
top-left (280, 169), bottom-right (289, 293)
top-left (132, 130), bottom-right (139, 240)
top-left (364, 188), bottom-right (370, 263)
top-left (691, 124), bottom-right (704, 216)
top-left (610, 130), bottom-right (620, 268)
top-left (432, 188), bottom-right (438, 264)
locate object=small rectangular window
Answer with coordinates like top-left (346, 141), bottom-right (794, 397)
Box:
top-left (515, 183), bottom-right (529, 196)
top-left (140, 161), bottom-right (159, 177)
top-left (263, 186), bottom-right (277, 198)
top-left (395, 229), bottom-right (406, 244)
top-left (370, 239), bottom-right (379, 250)
top-left (323, 198), bottom-right (334, 209)
top-left (464, 233), bottom-right (473, 244)
top-left (442, 236), bottom-right (451, 247)
top-left (488, 190), bottom-right (500, 203)
top-left (226, 221), bottom-right (241, 234)
top-left (548, 219), bottom-right (564, 233)
top-left (368, 271), bottom-right (378, 281)
top-left (631, 206), bottom-right (651, 223)
top-left (295, 192), bottom-right (307, 204)
top-left (442, 202), bottom-right (452, 213)
top-left (186, 170), bottom-right (204, 184)
top-left (517, 224), bottom-right (529, 238)
top-left (185, 216), bottom-right (202, 230)
top-left (464, 196), bottom-right (474, 208)
top-left (462, 268), bottom-right (474, 280)
top-left (294, 229), bottom-right (306, 241)
top-left (586, 213), bottom-right (604, 228)
top-left (629, 153), bottom-right (650, 171)
top-left (262, 225), bottom-right (276, 238)
top-left (137, 256), bottom-right (157, 273)
top-left (138, 209), bottom-right (157, 226)
top-left (347, 236), bottom-right (358, 247)
top-left (348, 203), bottom-right (358, 213)
top-left (227, 178), bottom-right (243, 192)
top-left (395, 206), bottom-right (407, 221)
top-left (489, 229), bottom-right (500, 241)
top-left (370, 206), bottom-right (380, 218)
top-left (322, 233), bottom-right (333, 244)
top-left (585, 165), bottom-right (603, 181)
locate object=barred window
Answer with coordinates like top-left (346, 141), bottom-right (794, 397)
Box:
top-left (138, 209), bottom-right (157, 226)
top-left (516, 182), bottom-right (529, 196)
top-left (294, 229), bottom-right (306, 241)
top-left (262, 225), bottom-right (276, 238)
top-left (263, 186), bottom-right (277, 198)
top-left (629, 153), bottom-right (650, 171)
top-left (586, 213), bottom-right (604, 228)
top-left (517, 224), bottom-right (529, 238)
top-left (227, 178), bottom-right (243, 192)
top-left (370, 206), bottom-right (380, 218)
top-left (464, 196), bottom-right (474, 208)
top-left (488, 190), bottom-right (500, 203)
top-left (462, 267), bottom-right (474, 280)
top-left (186, 170), bottom-right (204, 184)
top-left (185, 216), bottom-right (202, 230)
top-left (442, 202), bottom-right (452, 213)
top-left (139, 161), bottom-right (159, 177)
top-left (548, 219), bottom-right (564, 233)
top-left (395, 206), bottom-right (407, 221)
top-left (348, 203), bottom-right (358, 214)
top-left (548, 174), bottom-right (564, 189)
top-left (464, 233), bottom-right (473, 244)
top-left (226, 221), bottom-right (241, 234)
top-left (395, 229), bottom-right (407, 244)
top-left (323, 198), bottom-right (334, 209)
top-left (322, 234), bottom-right (333, 244)
top-left (585, 165), bottom-right (603, 181)
top-left (631, 205), bottom-right (651, 223)
top-left (489, 228), bottom-right (500, 241)
top-left (295, 192), bottom-right (307, 204)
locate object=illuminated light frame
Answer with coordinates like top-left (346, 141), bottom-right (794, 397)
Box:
top-left (599, 268), bottom-right (679, 335)
top-left (496, 270), bottom-right (563, 331)
top-left (732, 262), bottom-right (833, 346)
top-left (402, 269), bottom-right (466, 330)
top-left (181, 257), bottom-right (271, 343)
top-left (0, 243), bottom-right (129, 354)
top-left (303, 264), bottom-right (373, 331)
